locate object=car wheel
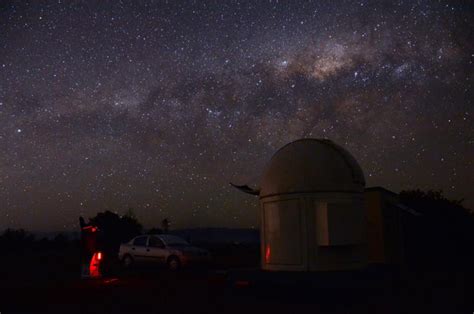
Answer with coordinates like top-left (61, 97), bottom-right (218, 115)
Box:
top-left (167, 256), bottom-right (181, 271)
top-left (122, 255), bottom-right (134, 268)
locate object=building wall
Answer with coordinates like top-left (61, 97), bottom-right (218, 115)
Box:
top-left (365, 191), bottom-right (385, 263)
top-left (310, 197), bottom-right (367, 271)
top-left (381, 194), bottom-right (404, 264)
top-left (257, 188), bottom-right (405, 271)
top-left (260, 193), bottom-right (367, 271)
top-left (364, 188), bottom-right (404, 265)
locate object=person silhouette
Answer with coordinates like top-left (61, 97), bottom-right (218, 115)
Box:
top-left (79, 216), bottom-right (100, 278)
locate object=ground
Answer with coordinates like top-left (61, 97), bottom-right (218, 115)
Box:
top-left (0, 245), bottom-right (471, 313)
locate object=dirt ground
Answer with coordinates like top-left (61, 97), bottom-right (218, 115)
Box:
top-left (1, 267), bottom-right (470, 313)
top-left (0, 246), bottom-right (471, 313)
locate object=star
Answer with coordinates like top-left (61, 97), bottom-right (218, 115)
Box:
top-left (0, 0), bottom-right (471, 231)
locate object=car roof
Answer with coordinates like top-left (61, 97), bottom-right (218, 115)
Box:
top-left (130, 234), bottom-right (189, 245)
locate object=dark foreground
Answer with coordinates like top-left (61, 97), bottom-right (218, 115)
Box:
top-left (0, 244), bottom-right (471, 314)
top-left (1, 266), bottom-right (470, 314)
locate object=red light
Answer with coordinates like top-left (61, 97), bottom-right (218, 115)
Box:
top-left (82, 225), bottom-right (98, 232)
top-left (89, 252), bottom-right (102, 278)
top-left (265, 245), bottom-right (271, 263)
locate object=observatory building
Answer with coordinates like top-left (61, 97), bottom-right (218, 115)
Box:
top-left (235, 139), bottom-right (369, 271)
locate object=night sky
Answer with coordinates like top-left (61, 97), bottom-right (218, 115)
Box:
top-left (0, 1), bottom-right (472, 232)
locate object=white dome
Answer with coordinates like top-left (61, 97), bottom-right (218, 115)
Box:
top-left (260, 139), bottom-right (365, 198)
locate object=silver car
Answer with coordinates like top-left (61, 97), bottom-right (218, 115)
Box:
top-left (119, 234), bottom-right (211, 270)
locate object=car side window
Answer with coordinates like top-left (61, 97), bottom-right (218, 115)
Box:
top-left (133, 236), bottom-right (148, 247)
top-left (148, 236), bottom-right (165, 248)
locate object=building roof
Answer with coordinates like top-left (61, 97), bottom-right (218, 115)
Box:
top-left (364, 186), bottom-right (422, 216)
top-left (260, 139), bottom-right (365, 197)
top-left (365, 186), bottom-right (398, 196)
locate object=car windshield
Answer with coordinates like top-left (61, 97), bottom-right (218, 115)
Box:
top-left (160, 235), bottom-right (190, 247)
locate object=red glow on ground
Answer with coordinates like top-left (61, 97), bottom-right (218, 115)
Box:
top-left (104, 278), bottom-right (119, 284)
top-left (265, 245), bottom-right (271, 263)
top-left (235, 280), bottom-right (250, 288)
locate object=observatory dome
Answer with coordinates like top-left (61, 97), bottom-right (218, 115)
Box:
top-left (260, 139), bottom-right (365, 198)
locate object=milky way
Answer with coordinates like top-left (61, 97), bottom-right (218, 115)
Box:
top-left (0, 1), bottom-right (472, 231)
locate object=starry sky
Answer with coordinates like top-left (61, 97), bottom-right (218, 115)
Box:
top-left (0, 1), bottom-right (472, 232)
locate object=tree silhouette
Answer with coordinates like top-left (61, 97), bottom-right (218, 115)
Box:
top-left (0, 228), bottom-right (35, 252)
top-left (161, 218), bottom-right (170, 234)
top-left (53, 233), bottom-right (68, 244)
top-left (400, 189), bottom-right (474, 269)
top-left (89, 210), bottom-right (142, 255)
top-left (147, 227), bottom-right (163, 234)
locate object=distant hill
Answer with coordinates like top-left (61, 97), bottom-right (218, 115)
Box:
top-left (29, 228), bottom-right (260, 245)
top-left (169, 228), bottom-right (260, 245)
top-left (30, 231), bottom-right (81, 240)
